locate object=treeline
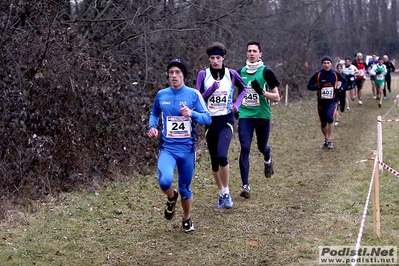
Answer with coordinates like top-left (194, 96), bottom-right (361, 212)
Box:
top-left (0, 0), bottom-right (397, 202)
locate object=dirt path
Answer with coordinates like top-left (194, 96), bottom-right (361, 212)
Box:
top-left (237, 84), bottom-right (399, 265)
top-left (1, 83), bottom-right (398, 266)
top-left (192, 83), bottom-right (397, 265)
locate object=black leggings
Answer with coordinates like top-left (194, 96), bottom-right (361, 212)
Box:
top-left (205, 113), bottom-right (235, 172)
top-left (238, 118), bottom-right (271, 186)
top-left (383, 74), bottom-right (392, 97)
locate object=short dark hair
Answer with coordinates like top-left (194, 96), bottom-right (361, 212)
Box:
top-left (345, 57), bottom-right (351, 61)
top-left (206, 42), bottom-right (227, 56)
top-left (246, 41), bottom-right (262, 52)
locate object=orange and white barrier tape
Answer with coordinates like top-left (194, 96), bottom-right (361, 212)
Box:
top-left (377, 118), bottom-right (399, 122)
top-left (377, 160), bottom-right (399, 178)
top-left (356, 158), bottom-right (399, 178)
top-left (355, 158), bottom-right (373, 164)
top-left (351, 157), bottom-right (379, 266)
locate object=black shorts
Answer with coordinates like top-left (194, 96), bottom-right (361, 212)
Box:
top-left (355, 79), bottom-right (365, 90)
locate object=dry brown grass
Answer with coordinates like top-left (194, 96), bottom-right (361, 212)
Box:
top-left (1, 82), bottom-right (399, 266)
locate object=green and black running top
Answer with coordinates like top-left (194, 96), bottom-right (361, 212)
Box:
top-left (238, 64), bottom-right (279, 120)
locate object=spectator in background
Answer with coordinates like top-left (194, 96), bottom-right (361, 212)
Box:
top-left (195, 42), bottom-right (246, 209)
top-left (148, 57), bottom-right (211, 233)
top-left (370, 57), bottom-right (387, 108)
top-left (338, 57), bottom-right (345, 66)
top-left (237, 41), bottom-right (280, 199)
top-left (352, 53), bottom-right (367, 105)
top-left (307, 56), bottom-right (347, 149)
top-left (383, 55), bottom-right (396, 99)
top-left (367, 53), bottom-right (378, 99)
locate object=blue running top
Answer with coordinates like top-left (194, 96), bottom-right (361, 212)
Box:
top-left (149, 85), bottom-right (211, 153)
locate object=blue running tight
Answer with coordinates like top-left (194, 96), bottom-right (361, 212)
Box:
top-left (238, 118), bottom-right (271, 186)
top-left (157, 149), bottom-right (195, 200)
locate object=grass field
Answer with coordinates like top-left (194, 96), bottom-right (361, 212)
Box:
top-left (1, 82), bottom-right (399, 266)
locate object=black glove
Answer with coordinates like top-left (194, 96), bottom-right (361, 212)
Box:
top-left (376, 71), bottom-right (382, 75)
top-left (251, 79), bottom-right (263, 95)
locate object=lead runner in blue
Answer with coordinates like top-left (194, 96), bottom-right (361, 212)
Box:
top-left (148, 57), bottom-right (211, 233)
top-left (307, 56), bottom-right (347, 149)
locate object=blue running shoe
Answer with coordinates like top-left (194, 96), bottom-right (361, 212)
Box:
top-left (224, 193), bottom-right (233, 209)
top-left (217, 195), bottom-right (224, 209)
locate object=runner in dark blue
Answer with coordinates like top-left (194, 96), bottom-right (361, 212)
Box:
top-left (307, 56), bottom-right (347, 149)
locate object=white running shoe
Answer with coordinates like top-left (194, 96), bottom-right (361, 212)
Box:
top-left (358, 99), bottom-right (363, 105)
top-left (240, 185), bottom-right (251, 199)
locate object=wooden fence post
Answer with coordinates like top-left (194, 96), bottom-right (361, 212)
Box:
top-left (372, 150), bottom-right (380, 238)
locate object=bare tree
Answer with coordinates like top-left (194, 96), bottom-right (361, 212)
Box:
top-left (1, 0), bottom-right (398, 200)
